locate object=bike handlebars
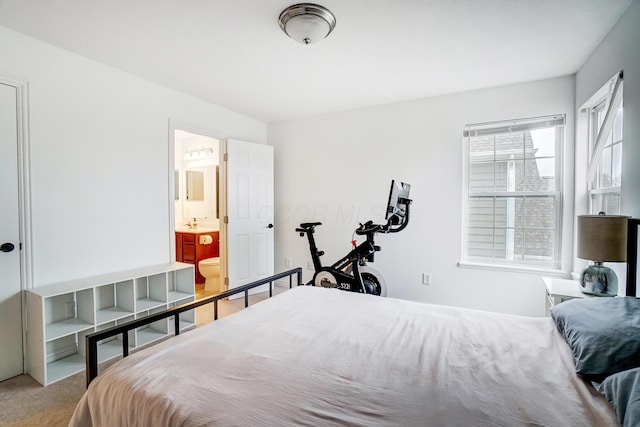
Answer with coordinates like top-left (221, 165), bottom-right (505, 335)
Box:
top-left (355, 198), bottom-right (412, 236)
top-left (355, 221), bottom-right (382, 235)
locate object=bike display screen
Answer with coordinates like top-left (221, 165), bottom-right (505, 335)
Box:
top-left (385, 180), bottom-right (411, 222)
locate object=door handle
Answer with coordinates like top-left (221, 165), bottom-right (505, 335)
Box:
top-left (267, 224), bottom-right (274, 229)
top-left (1, 242), bottom-right (15, 253)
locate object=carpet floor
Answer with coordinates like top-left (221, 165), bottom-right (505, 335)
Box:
top-left (0, 284), bottom-right (288, 426)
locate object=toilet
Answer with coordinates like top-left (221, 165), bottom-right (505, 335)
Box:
top-left (198, 257), bottom-right (220, 292)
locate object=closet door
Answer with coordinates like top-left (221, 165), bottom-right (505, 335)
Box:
top-left (0, 82), bottom-right (24, 381)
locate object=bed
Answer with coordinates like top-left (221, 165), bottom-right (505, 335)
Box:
top-left (69, 218), bottom-right (640, 426)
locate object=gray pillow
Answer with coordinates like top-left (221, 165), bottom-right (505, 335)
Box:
top-left (597, 367), bottom-right (640, 427)
top-left (550, 297), bottom-right (640, 379)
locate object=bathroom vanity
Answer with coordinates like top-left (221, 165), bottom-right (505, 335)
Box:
top-left (175, 229), bottom-right (219, 284)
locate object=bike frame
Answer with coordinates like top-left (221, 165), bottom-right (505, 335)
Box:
top-left (297, 198), bottom-right (411, 293)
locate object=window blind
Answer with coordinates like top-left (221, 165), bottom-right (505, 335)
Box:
top-left (463, 115), bottom-right (565, 137)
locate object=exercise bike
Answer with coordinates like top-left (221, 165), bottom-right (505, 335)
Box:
top-left (296, 181), bottom-right (412, 296)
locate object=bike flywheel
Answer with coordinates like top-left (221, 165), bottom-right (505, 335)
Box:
top-left (314, 271), bottom-right (338, 288)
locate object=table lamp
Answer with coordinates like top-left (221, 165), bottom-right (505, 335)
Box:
top-left (577, 214), bottom-right (628, 296)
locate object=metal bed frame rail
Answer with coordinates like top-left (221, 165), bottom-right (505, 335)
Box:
top-left (85, 268), bottom-right (303, 387)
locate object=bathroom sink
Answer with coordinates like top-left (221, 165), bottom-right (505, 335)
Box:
top-left (175, 227), bottom-right (218, 233)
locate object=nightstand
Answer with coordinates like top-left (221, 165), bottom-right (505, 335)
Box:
top-left (542, 277), bottom-right (593, 316)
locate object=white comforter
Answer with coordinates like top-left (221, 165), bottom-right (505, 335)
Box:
top-left (70, 286), bottom-right (617, 426)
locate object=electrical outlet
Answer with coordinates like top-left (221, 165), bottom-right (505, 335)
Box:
top-left (422, 273), bottom-right (431, 285)
top-left (284, 258), bottom-right (292, 268)
top-left (65, 301), bottom-right (76, 318)
top-left (307, 261), bottom-right (314, 270)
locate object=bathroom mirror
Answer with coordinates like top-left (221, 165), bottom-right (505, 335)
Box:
top-left (181, 165), bottom-right (217, 220)
top-left (185, 170), bottom-right (205, 201)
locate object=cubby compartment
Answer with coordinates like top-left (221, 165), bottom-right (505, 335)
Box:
top-left (45, 327), bottom-right (94, 384)
top-left (45, 289), bottom-right (94, 341)
top-left (95, 280), bottom-right (135, 325)
top-left (135, 275), bottom-right (167, 311)
top-left (168, 298), bottom-right (196, 333)
top-left (96, 316), bottom-right (136, 363)
top-left (27, 262), bottom-right (195, 385)
top-left (168, 268), bottom-right (195, 303)
top-left (136, 306), bottom-right (169, 347)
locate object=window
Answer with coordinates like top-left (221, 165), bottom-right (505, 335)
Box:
top-left (585, 73), bottom-right (623, 215)
top-left (462, 115), bottom-right (565, 270)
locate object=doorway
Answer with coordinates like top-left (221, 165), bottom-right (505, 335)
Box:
top-left (168, 122), bottom-right (276, 305)
top-left (171, 126), bottom-right (223, 299)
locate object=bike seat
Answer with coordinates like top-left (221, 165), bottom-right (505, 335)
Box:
top-left (298, 222), bottom-right (322, 230)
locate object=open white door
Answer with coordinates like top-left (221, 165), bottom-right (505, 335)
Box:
top-left (223, 139), bottom-right (274, 294)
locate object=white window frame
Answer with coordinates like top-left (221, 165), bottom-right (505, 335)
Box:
top-left (584, 72), bottom-right (623, 215)
top-left (461, 115), bottom-right (565, 273)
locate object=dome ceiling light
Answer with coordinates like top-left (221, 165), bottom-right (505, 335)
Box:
top-left (278, 3), bottom-right (336, 45)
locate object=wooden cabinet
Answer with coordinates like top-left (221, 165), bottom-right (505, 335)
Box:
top-left (26, 262), bottom-right (195, 385)
top-left (175, 230), bottom-right (219, 284)
top-left (182, 233), bottom-right (196, 262)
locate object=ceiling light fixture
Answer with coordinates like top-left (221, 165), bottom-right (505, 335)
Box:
top-left (278, 3), bottom-right (336, 45)
top-left (184, 147), bottom-right (214, 161)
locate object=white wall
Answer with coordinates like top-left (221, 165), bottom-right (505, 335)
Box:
top-left (269, 76), bottom-right (575, 317)
top-left (0, 25), bottom-right (267, 286)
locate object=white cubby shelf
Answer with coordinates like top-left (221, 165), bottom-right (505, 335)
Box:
top-left (26, 262), bottom-right (195, 386)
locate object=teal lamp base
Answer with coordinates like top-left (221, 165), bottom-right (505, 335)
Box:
top-left (579, 262), bottom-right (618, 297)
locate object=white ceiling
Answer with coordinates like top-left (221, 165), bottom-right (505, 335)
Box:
top-left (0, 0), bottom-right (633, 122)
